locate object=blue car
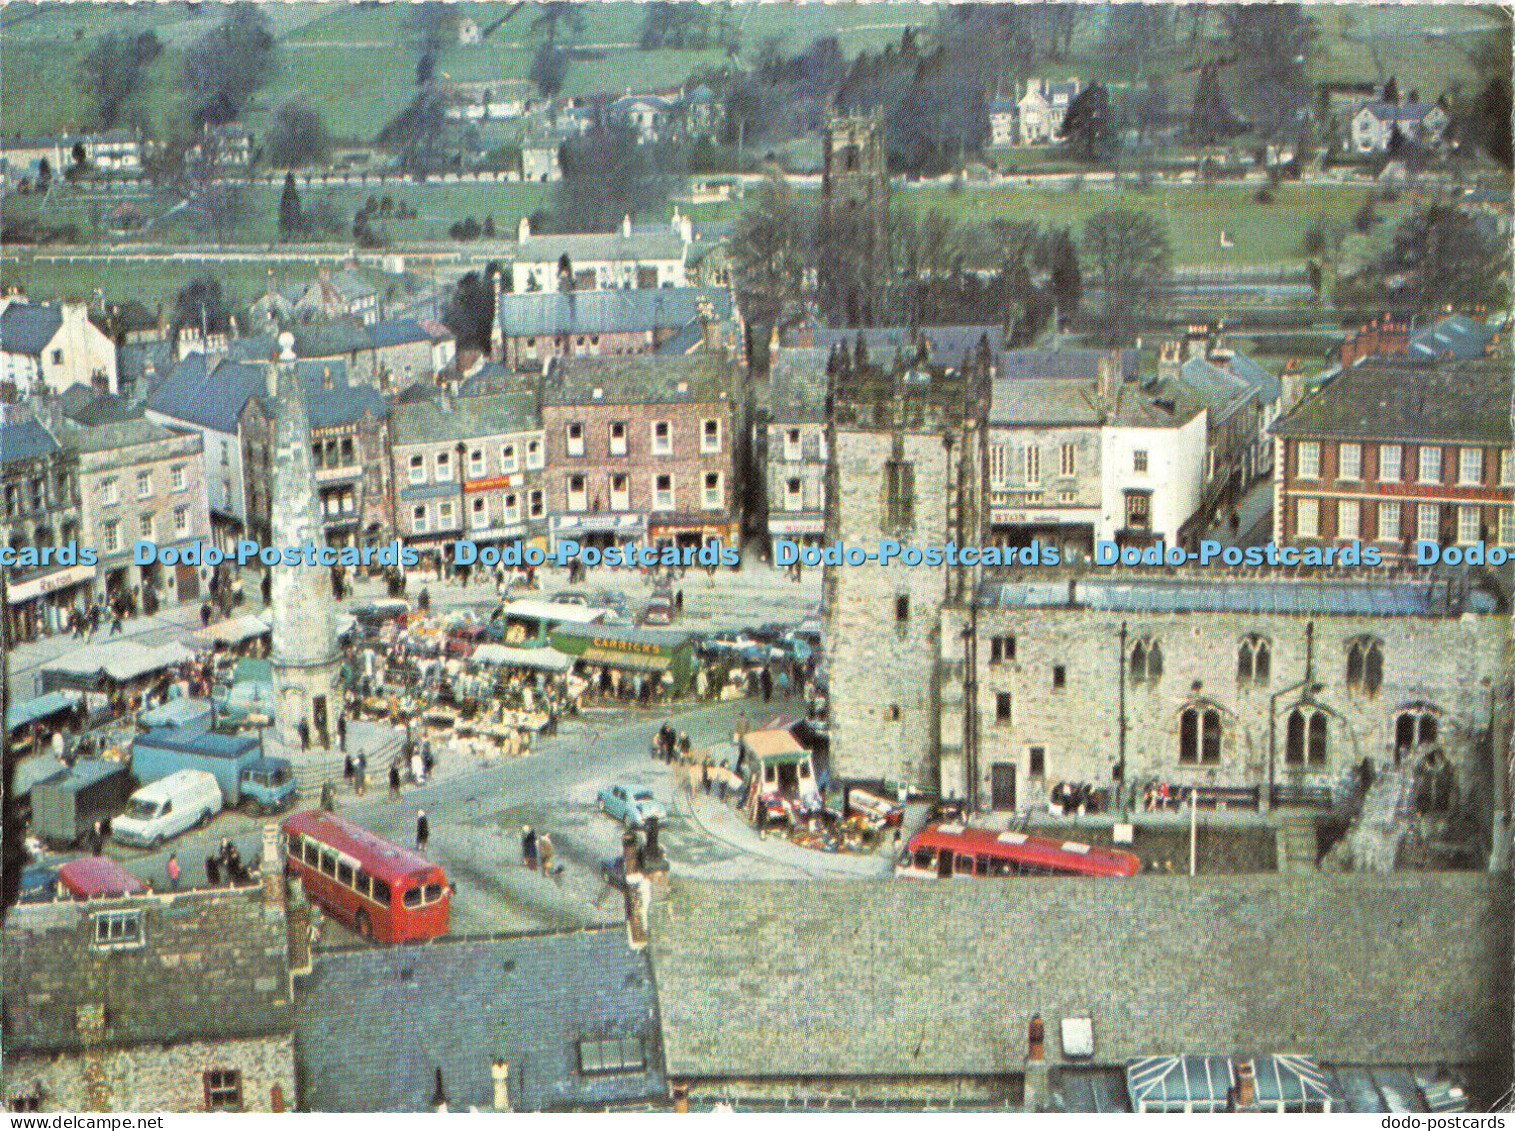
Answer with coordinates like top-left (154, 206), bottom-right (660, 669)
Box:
top-left (597, 783), bottom-right (666, 828)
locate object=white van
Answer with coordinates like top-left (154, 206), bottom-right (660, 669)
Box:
top-left (112, 769), bottom-right (223, 849)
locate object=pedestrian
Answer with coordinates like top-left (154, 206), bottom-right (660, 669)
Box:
top-left (389, 761), bottom-right (402, 798)
top-left (522, 825), bottom-right (538, 870)
top-left (717, 760), bottom-right (729, 802)
top-left (50, 729), bottom-right (64, 759)
top-left (674, 589), bottom-right (683, 613)
top-left (416, 809), bottom-right (430, 851)
top-left (89, 820), bottom-right (104, 855)
top-left (344, 752), bottom-right (355, 787)
top-left (421, 742), bottom-right (435, 778)
top-left (297, 719), bottom-right (311, 752)
top-left (761, 666), bottom-right (773, 703)
top-left (418, 587), bottom-right (431, 614)
top-left (200, 602), bottom-right (212, 628)
top-left (538, 832), bottom-right (554, 877)
top-left (701, 758), bottom-right (711, 794)
top-left (354, 750), bottom-right (367, 795)
top-left (205, 855), bottom-right (220, 886)
top-left (410, 749), bottom-right (425, 784)
top-left (320, 781), bottom-right (335, 811)
top-left (167, 853), bottom-right (181, 891)
top-left (337, 713), bottom-right (348, 752)
top-left (695, 665), bottom-right (709, 700)
top-left (109, 610), bottom-right (123, 636)
top-left (222, 840), bottom-right (243, 884)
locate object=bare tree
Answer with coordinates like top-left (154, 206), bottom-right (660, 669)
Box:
top-left (730, 172), bottom-right (814, 329)
top-left (1082, 209), bottom-right (1171, 346)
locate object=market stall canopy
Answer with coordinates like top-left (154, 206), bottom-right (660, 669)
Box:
top-left (43, 641), bottom-right (194, 684)
top-left (14, 754), bottom-right (69, 799)
top-left (1125, 1055), bottom-right (1335, 1114)
top-left (742, 728), bottom-right (807, 763)
top-left (549, 623), bottom-right (696, 675)
top-left (471, 643), bottom-right (574, 672)
top-left (6, 690), bottom-right (78, 733)
top-left (192, 613), bottom-right (271, 647)
top-left (254, 609), bottom-right (357, 639)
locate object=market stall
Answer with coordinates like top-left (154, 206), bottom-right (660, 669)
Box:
top-left (549, 624), bottom-right (697, 695)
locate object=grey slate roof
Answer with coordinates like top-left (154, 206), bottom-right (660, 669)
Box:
top-left (296, 321), bottom-right (373, 358)
top-left (1408, 313), bottom-right (1502, 361)
top-left (0, 419), bottom-right (60, 465)
top-left (392, 390), bottom-right (538, 445)
top-left (654, 319), bottom-right (706, 356)
top-left (997, 347), bottom-right (1140, 382)
top-left (0, 303), bottom-right (63, 356)
top-left (651, 875), bottom-right (1506, 1077)
top-left (1270, 357), bottom-right (1512, 444)
top-left (294, 926), bottom-right (666, 1112)
top-left (976, 576), bottom-right (1500, 616)
top-left (546, 353), bottom-right (737, 406)
top-left (990, 377), bottom-right (1103, 426)
top-left (116, 340), bottom-right (174, 394)
top-left (1361, 100), bottom-right (1439, 122)
top-left (147, 354), bottom-right (270, 432)
top-left (768, 348), bottom-right (829, 424)
top-left (367, 317), bottom-right (433, 348)
top-left (801, 325), bottom-right (1001, 366)
top-left (67, 417), bottom-right (175, 453)
top-left (2, 888), bottom-right (293, 1053)
top-left (513, 228), bottom-right (685, 266)
top-left (496, 287), bottom-right (730, 338)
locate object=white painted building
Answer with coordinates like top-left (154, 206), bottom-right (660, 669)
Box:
top-left (0, 298), bottom-right (118, 397)
top-left (509, 215), bottom-right (687, 293)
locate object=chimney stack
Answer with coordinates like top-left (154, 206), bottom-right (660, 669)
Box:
top-left (622, 875), bottom-right (650, 949)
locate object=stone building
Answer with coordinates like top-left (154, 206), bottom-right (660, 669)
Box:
top-left (987, 378), bottom-right (1105, 556)
top-left (0, 415), bottom-right (85, 642)
top-left (294, 925), bottom-right (667, 1111)
top-left (938, 575), bottom-right (1509, 815)
top-left (493, 286), bottom-right (739, 371)
top-left (1, 885), bottom-right (296, 1112)
top-left (823, 349), bottom-right (990, 789)
top-left (267, 337), bottom-right (343, 754)
top-left (70, 417), bottom-right (210, 612)
top-left (1272, 357), bottom-right (1514, 560)
top-left (391, 389), bottom-right (546, 555)
top-left (508, 214), bottom-right (687, 294)
top-left (540, 354), bottom-right (744, 554)
top-left (763, 347), bottom-right (829, 547)
top-left (651, 875), bottom-right (1509, 1108)
top-left (1016, 77), bottom-right (1083, 145)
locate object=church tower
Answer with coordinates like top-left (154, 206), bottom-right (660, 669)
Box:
top-left (268, 332), bottom-right (342, 753)
top-left (819, 112), bottom-right (889, 327)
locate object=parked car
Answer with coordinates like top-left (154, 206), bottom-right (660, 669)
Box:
top-left (112, 769), bottom-right (223, 849)
top-left (18, 863), bottom-right (59, 903)
top-left (354, 600), bottom-right (411, 635)
top-left (748, 623), bottom-right (790, 645)
top-left (643, 589), bottom-right (674, 625)
top-left (597, 783), bottom-right (665, 828)
top-left (550, 590), bottom-right (591, 606)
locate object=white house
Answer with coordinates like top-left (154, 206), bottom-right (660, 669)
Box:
top-left (1351, 101), bottom-right (1448, 153)
top-left (1099, 385), bottom-right (1208, 548)
top-left (608, 94), bottom-right (672, 142)
top-left (509, 214), bottom-right (687, 294)
top-left (521, 144), bottom-right (561, 183)
top-left (457, 15), bottom-right (481, 44)
top-left (988, 97), bottom-right (1018, 147)
top-left (1017, 77), bottom-right (1082, 146)
top-left (0, 298), bottom-right (118, 397)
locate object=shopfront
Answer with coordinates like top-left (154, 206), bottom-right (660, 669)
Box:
top-left (550, 512), bottom-right (646, 552)
top-left (6, 562), bottom-right (96, 640)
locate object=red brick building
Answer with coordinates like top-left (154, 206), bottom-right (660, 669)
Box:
top-left (1272, 358), bottom-right (1513, 559)
top-left (540, 355), bottom-right (744, 554)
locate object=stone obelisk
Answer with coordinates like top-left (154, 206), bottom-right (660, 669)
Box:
top-left (268, 332), bottom-right (342, 755)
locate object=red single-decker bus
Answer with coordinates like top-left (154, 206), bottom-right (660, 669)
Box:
top-left (896, 822), bottom-right (1140, 879)
top-left (282, 809), bottom-right (450, 942)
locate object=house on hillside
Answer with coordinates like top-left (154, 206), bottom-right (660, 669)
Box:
top-left (1017, 78), bottom-right (1082, 145)
top-left (1351, 101), bottom-right (1448, 153)
top-left (608, 94), bottom-right (673, 142)
top-left (294, 267), bottom-right (380, 326)
top-left (0, 297), bottom-right (118, 397)
top-left (989, 97), bottom-right (1018, 147)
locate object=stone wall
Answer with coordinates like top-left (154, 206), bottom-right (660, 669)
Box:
top-left (938, 600), bottom-right (1508, 810)
top-left (4, 1035), bottom-right (295, 1113)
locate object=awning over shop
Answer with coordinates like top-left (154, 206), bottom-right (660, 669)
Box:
top-left (5, 690), bottom-right (78, 733)
top-left (472, 643), bottom-right (574, 672)
top-left (137, 696), bottom-right (214, 733)
top-left (1126, 1055), bottom-right (1334, 1114)
top-left (549, 624), bottom-right (696, 677)
top-left (193, 613), bottom-right (270, 646)
top-left (43, 641), bottom-right (195, 684)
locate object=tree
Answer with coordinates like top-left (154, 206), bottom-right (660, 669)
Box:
top-left (201, 180), bottom-right (248, 245)
top-left (266, 95), bottom-right (331, 168)
top-left (730, 172), bottom-right (814, 329)
top-left (172, 275), bottom-right (233, 344)
top-left (415, 51), bottom-right (436, 86)
top-left (532, 2), bottom-right (585, 46)
top-left (180, 4), bottom-right (276, 127)
top-left (1082, 209), bottom-right (1171, 346)
top-left (278, 172), bottom-right (302, 240)
top-left (1188, 62), bottom-right (1248, 144)
top-left (555, 124), bottom-right (666, 232)
top-left (77, 31), bottom-right (161, 129)
top-left (1059, 81), bottom-right (1118, 161)
top-left (409, 2), bottom-right (451, 53)
top-left (1221, 4), bottom-right (1319, 136)
top-left (440, 271), bottom-right (495, 351)
top-left (1371, 204), bottom-right (1510, 317)
top-left (378, 88), bottom-right (450, 174)
top-left (529, 42), bottom-right (570, 98)
top-left (639, 3), bottom-right (710, 50)
top-left (1040, 227), bottom-right (1082, 323)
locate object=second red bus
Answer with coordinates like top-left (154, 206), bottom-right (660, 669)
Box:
top-left (896, 822), bottom-right (1140, 879)
top-left (282, 809), bottom-right (450, 942)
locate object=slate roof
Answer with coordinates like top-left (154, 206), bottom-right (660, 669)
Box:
top-left (0, 303), bottom-right (63, 356)
top-left (0, 419), bottom-right (60, 466)
top-left (328, 267), bottom-right (377, 302)
top-left (1360, 101), bottom-right (1440, 122)
top-left (977, 576), bottom-right (1500, 616)
top-left (800, 325), bottom-right (1001, 367)
top-left (59, 388), bottom-right (139, 427)
top-left (989, 97), bottom-right (1018, 115)
top-left (685, 85), bottom-right (718, 104)
top-left (2, 888), bottom-right (293, 1053)
top-left (513, 228), bottom-right (685, 265)
top-left (147, 354), bottom-right (270, 432)
top-left (294, 926), bottom-right (666, 1112)
top-left (1270, 357), bottom-right (1511, 444)
top-left (1152, 357), bottom-right (1258, 427)
top-left (392, 390), bottom-right (538, 445)
top-left (303, 375), bottom-right (388, 428)
top-left (1408, 313), bottom-right (1502, 361)
top-left (768, 348), bottom-right (829, 424)
top-left (67, 417), bottom-right (175, 453)
top-left (651, 875), bottom-right (1507, 1077)
top-left (990, 378), bottom-right (1103, 427)
top-left (296, 321), bottom-right (373, 358)
top-left (653, 319), bottom-right (706, 355)
top-left (1108, 381), bottom-right (1205, 428)
top-left (497, 287), bottom-right (731, 338)
top-left (546, 354), bottom-right (736, 406)
top-left (117, 340), bottom-right (174, 394)
top-left (367, 317), bottom-right (433, 349)
top-left (997, 347), bottom-right (1140, 382)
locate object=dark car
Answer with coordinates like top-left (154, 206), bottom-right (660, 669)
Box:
top-left (748, 623), bottom-right (790, 645)
top-left (353, 600), bottom-right (411, 636)
top-left (18, 864), bottom-right (59, 903)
